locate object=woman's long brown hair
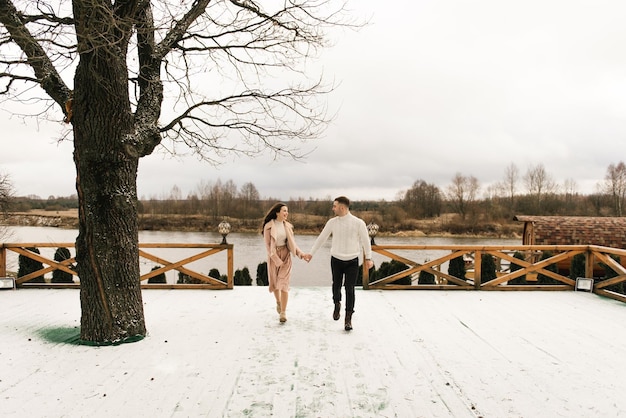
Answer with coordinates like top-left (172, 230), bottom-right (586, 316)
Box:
top-left (261, 202), bottom-right (286, 235)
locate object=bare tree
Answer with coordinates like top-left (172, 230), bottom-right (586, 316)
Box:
top-left (503, 162), bottom-right (518, 210)
top-left (238, 181), bottom-right (260, 219)
top-left (603, 161), bottom-right (626, 216)
top-left (0, 0), bottom-right (354, 343)
top-left (523, 163), bottom-right (557, 209)
top-left (446, 173), bottom-right (479, 220)
top-left (195, 179), bottom-right (213, 201)
top-left (562, 177), bottom-right (578, 211)
top-left (0, 171), bottom-right (12, 213)
top-left (0, 171), bottom-right (14, 242)
top-left (563, 178), bottom-right (577, 196)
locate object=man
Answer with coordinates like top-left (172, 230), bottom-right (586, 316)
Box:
top-left (304, 196), bottom-right (374, 331)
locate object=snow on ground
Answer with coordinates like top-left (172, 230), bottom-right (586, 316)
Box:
top-left (1, 287), bottom-right (625, 418)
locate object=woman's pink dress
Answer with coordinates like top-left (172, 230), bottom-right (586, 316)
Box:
top-left (269, 245), bottom-right (292, 292)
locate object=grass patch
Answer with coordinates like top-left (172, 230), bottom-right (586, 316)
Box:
top-left (38, 326), bottom-right (82, 345)
top-left (37, 326), bottom-right (145, 346)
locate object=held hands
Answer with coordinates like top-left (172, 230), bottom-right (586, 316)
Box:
top-left (300, 254), bottom-right (369, 266)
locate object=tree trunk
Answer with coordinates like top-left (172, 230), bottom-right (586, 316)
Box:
top-left (72, 42), bottom-right (146, 344)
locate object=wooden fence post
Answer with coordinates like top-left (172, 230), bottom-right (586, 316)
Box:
top-left (0, 245), bottom-right (6, 277)
top-left (585, 248), bottom-right (594, 279)
top-left (474, 251), bottom-right (482, 290)
top-left (226, 244), bottom-right (234, 289)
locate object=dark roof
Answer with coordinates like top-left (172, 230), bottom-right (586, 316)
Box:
top-left (513, 215), bottom-right (626, 248)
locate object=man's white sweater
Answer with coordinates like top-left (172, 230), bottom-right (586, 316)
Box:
top-left (310, 212), bottom-right (372, 261)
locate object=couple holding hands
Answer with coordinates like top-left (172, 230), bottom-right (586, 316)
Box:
top-left (262, 196), bottom-right (374, 331)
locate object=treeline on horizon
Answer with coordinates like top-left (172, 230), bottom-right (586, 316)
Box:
top-left (8, 161), bottom-right (626, 234)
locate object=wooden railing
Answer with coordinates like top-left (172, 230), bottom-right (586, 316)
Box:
top-left (5, 242), bottom-right (626, 302)
top-left (362, 244), bottom-right (626, 304)
top-left (0, 242), bottom-right (234, 289)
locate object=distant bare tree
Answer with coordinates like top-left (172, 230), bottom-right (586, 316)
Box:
top-left (0, 171), bottom-right (12, 213)
top-left (446, 173), bottom-right (479, 220)
top-left (195, 180), bottom-right (213, 201)
top-left (602, 161), bottom-right (626, 216)
top-left (238, 182), bottom-right (261, 219)
top-left (562, 178), bottom-right (578, 211)
top-left (221, 180), bottom-right (238, 217)
top-left (207, 179), bottom-right (237, 220)
top-left (503, 162), bottom-right (519, 210)
top-left (0, 171), bottom-right (14, 242)
top-left (563, 178), bottom-right (577, 196)
top-left (0, 0), bottom-right (356, 344)
top-left (523, 164), bottom-right (557, 211)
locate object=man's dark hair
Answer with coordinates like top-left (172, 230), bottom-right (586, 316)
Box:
top-left (335, 196), bottom-right (350, 207)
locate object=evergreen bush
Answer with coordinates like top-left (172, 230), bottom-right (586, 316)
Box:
top-left (600, 255), bottom-right (624, 294)
top-left (177, 272), bottom-right (194, 284)
top-left (537, 251), bottom-right (559, 284)
top-left (447, 255), bottom-right (465, 281)
top-left (18, 247), bottom-right (45, 283)
top-left (234, 267), bottom-right (252, 286)
top-left (480, 254), bottom-right (497, 283)
top-left (256, 262), bottom-right (268, 286)
top-left (417, 268), bottom-right (436, 285)
top-left (208, 268), bottom-right (227, 283)
top-left (508, 251), bottom-right (526, 285)
top-left (367, 260), bottom-right (411, 285)
top-left (147, 265), bottom-right (166, 284)
top-left (569, 253), bottom-right (586, 281)
top-left (51, 247), bottom-right (74, 283)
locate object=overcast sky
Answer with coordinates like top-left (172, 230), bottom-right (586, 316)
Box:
top-left (3, 0), bottom-right (626, 202)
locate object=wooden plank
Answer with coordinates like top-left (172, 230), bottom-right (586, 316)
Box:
top-left (138, 249), bottom-right (227, 286)
top-left (592, 251), bottom-right (626, 276)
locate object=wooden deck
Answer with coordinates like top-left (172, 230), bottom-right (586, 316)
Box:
top-left (1, 287), bottom-right (625, 417)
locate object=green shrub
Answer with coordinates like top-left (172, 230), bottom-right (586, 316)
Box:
top-left (256, 262), bottom-right (268, 286)
top-left (600, 255), bottom-right (624, 294)
top-left (417, 268), bottom-right (436, 285)
top-left (480, 254), bottom-right (497, 283)
top-left (569, 253), bottom-right (586, 280)
top-left (234, 267), bottom-right (252, 286)
top-left (356, 261), bottom-right (375, 286)
top-left (448, 255), bottom-right (465, 280)
top-left (366, 260), bottom-right (411, 285)
top-left (508, 251), bottom-right (526, 285)
top-left (537, 251), bottom-right (559, 284)
top-left (209, 268), bottom-right (227, 283)
top-left (51, 247), bottom-right (74, 284)
top-left (18, 247), bottom-right (45, 283)
top-left (147, 265), bottom-right (166, 284)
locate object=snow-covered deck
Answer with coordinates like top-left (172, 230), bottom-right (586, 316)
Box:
top-left (1, 287), bottom-right (625, 417)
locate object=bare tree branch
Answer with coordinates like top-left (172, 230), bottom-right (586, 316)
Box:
top-left (0, 0), bottom-right (71, 109)
top-left (154, 0), bottom-right (212, 60)
top-left (2, 0), bottom-right (358, 160)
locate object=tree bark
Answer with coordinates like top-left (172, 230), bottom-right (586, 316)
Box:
top-left (72, 27), bottom-right (146, 344)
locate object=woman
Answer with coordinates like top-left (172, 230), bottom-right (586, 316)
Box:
top-left (262, 202), bottom-right (304, 323)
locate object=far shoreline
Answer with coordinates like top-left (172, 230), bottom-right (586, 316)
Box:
top-left (2, 210), bottom-right (523, 240)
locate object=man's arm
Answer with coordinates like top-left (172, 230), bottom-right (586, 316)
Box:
top-left (309, 219), bottom-right (334, 257)
top-left (358, 219), bottom-right (374, 268)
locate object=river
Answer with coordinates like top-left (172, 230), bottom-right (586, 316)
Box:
top-left (3, 226), bottom-right (519, 286)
